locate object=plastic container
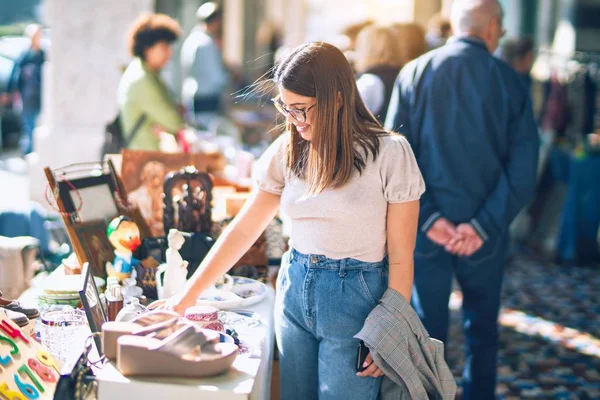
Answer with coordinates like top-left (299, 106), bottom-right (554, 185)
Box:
top-left (115, 298), bottom-right (148, 323)
top-left (40, 307), bottom-right (90, 366)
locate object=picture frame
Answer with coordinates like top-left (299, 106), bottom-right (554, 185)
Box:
top-left (120, 150), bottom-right (226, 236)
top-left (44, 161), bottom-right (151, 274)
top-left (73, 220), bottom-right (113, 279)
top-left (78, 262), bottom-right (107, 354)
top-left (57, 174), bottom-right (120, 224)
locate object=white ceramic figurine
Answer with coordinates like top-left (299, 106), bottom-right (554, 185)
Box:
top-left (163, 229), bottom-right (189, 298)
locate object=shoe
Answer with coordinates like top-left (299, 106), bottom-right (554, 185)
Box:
top-left (4, 309), bottom-right (29, 328)
top-left (117, 324), bottom-right (238, 377)
top-left (0, 298), bottom-right (40, 319)
top-left (102, 310), bottom-right (183, 361)
top-left (102, 310), bottom-right (238, 377)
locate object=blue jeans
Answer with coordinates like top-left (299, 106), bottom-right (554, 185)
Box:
top-left (411, 232), bottom-right (507, 400)
top-left (275, 249), bottom-right (388, 400)
top-left (20, 109), bottom-right (40, 155)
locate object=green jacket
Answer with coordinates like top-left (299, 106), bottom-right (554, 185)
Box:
top-left (117, 58), bottom-right (184, 151)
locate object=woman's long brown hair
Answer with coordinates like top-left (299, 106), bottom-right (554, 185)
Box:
top-left (274, 42), bottom-right (390, 195)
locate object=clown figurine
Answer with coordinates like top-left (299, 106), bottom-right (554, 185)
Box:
top-left (105, 216), bottom-right (148, 281)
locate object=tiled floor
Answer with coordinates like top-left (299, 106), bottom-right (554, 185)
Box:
top-left (447, 256), bottom-right (600, 399)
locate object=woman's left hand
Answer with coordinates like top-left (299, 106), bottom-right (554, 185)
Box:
top-left (151, 123), bottom-right (165, 137)
top-left (150, 290), bottom-right (197, 316)
top-left (356, 352), bottom-right (384, 378)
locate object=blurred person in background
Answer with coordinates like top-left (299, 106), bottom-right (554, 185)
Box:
top-left (117, 13), bottom-right (184, 151)
top-left (3, 24), bottom-right (45, 155)
top-left (386, 0), bottom-right (539, 398)
top-left (256, 19), bottom-right (283, 78)
top-left (341, 20), bottom-right (375, 52)
top-left (392, 23), bottom-right (428, 66)
top-left (498, 36), bottom-right (535, 90)
top-left (181, 2), bottom-right (229, 129)
top-left (426, 13), bottom-right (452, 49)
top-left (337, 20), bottom-right (375, 69)
top-left (354, 25), bottom-right (403, 124)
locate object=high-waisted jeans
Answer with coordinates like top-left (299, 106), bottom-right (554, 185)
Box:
top-left (274, 249), bottom-right (388, 400)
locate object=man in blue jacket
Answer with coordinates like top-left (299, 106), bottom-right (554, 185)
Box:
top-left (385, 1), bottom-right (539, 399)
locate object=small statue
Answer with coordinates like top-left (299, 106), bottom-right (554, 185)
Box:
top-left (106, 216), bottom-right (157, 282)
top-left (163, 229), bottom-right (189, 299)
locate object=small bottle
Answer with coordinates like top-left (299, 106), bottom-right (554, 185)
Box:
top-left (106, 285), bottom-right (124, 321)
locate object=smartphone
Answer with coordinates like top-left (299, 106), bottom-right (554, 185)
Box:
top-left (356, 340), bottom-right (370, 372)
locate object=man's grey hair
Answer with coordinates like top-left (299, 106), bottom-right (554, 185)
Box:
top-left (451, 0), bottom-right (503, 35)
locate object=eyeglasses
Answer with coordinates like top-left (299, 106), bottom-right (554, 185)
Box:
top-left (271, 96), bottom-right (316, 123)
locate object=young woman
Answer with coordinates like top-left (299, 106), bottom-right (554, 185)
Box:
top-left (166, 42), bottom-right (424, 399)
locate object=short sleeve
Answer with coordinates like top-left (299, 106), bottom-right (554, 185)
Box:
top-left (379, 135), bottom-right (425, 203)
top-left (252, 133), bottom-right (288, 195)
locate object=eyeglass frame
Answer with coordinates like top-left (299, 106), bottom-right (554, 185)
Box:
top-left (271, 95), bottom-right (317, 123)
top-left (499, 25), bottom-right (507, 38)
top-left (492, 14), bottom-right (506, 38)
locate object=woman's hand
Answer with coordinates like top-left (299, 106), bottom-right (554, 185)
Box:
top-left (151, 123), bottom-right (166, 137)
top-left (169, 290), bottom-right (197, 315)
top-left (356, 352), bottom-right (384, 378)
top-left (150, 290), bottom-right (197, 316)
top-left (150, 189), bottom-right (281, 316)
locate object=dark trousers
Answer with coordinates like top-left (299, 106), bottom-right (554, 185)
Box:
top-left (193, 94), bottom-right (221, 114)
top-left (20, 108), bottom-right (40, 155)
top-left (411, 233), bottom-right (507, 400)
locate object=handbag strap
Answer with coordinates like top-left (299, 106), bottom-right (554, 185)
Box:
top-left (123, 113), bottom-right (147, 148)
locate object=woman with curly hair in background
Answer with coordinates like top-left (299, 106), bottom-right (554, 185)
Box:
top-left (117, 14), bottom-right (184, 151)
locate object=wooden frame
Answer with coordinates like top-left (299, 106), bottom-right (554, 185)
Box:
top-left (57, 174), bottom-right (119, 223)
top-left (78, 262), bottom-right (106, 354)
top-left (44, 160), bottom-right (150, 271)
top-left (73, 220), bottom-right (112, 279)
top-left (120, 149), bottom-right (226, 236)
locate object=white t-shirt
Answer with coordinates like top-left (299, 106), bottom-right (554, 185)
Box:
top-left (357, 73), bottom-right (385, 116)
top-left (253, 133), bottom-right (425, 262)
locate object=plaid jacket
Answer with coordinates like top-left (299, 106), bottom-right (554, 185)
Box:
top-left (355, 289), bottom-right (457, 400)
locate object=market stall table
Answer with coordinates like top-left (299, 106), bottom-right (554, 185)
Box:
top-left (17, 269), bottom-right (276, 400)
top-left (95, 288), bottom-right (275, 400)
